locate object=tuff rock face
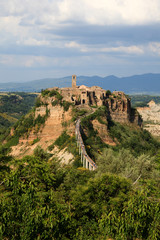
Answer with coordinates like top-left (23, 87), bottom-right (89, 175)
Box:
top-left (11, 104), bottom-right (74, 158)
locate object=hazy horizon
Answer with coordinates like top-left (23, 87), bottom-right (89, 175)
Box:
top-left (1, 72), bottom-right (160, 84)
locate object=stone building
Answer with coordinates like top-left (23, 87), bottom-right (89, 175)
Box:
top-left (48, 75), bottom-right (142, 126)
top-left (57, 75), bottom-right (106, 106)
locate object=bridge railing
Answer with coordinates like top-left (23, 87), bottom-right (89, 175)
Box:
top-left (75, 119), bottom-right (97, 171)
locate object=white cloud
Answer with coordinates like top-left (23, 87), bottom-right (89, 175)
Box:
top-left (0, 16), bottom-right (21, 35)
top-left (1, 0), bottom-right (160, 28)
top-left (0, 53), bottom-right (84, 68)
top-left (65, 41), bottom-right (81, 48)
top-left (0, 0), bottom-right (160, 47)
top-left (54, 0), bottom-right (160, 25)
top-left (24, 56), bottom-right (46, 67)
top-left (17, 38), bottom-right (50, 46)
top-left (65, 41), bottom-right (88, 52)
top-left (0, 54), bottom-right (48, 67)
top-left (65, 41), bottom-right (144, 55)
top-left (149, 42), bottom-right (160, 55)
top-left (100, 46), bottom-right (144, 54)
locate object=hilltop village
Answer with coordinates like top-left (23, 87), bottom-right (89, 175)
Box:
top-left (47, 75), bottom-right (142, 125)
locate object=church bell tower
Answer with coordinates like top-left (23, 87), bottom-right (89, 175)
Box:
top-left (72, 75), bottom-right (76, 88)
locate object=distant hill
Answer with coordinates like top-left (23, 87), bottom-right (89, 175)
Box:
top-left (0, 73), bottom-right (160, 94)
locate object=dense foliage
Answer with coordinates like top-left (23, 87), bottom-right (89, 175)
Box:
top-left (80, 107), bottom-right (109, 159)
top-left (0, 147), bottom-right (159, 240)
top-left (108, 121), bottom-right (160, 156)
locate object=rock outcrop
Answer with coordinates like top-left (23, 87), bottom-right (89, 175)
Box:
top-left (137, 101), bottom-right (160, 136)
top-left (11, 104), bottom-right (74, 158)
top-left (92, 119), bottom-right (116, 146)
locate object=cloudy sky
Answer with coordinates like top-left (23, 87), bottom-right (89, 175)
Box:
top-left (0, 0), bottom-right (160, 82)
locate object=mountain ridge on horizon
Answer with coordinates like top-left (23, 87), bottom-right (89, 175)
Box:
top-left (0, 73), bottom-right (160, 94)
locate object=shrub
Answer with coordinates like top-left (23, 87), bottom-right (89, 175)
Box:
top-left (61, 101), bottom-right (72, 111)
top-left (51, 100), bottom-right (59, 106)
top-left (106, 90), bottom-right (111, 96)
top-left (5, 136), bottom-right (19, 148)
top-left (54, 131), bottom-right (71, 148)
top-left (35, 114), bottom-right (46, 125)
top-left (48, 143), bottom-right (55, 151)
top-left (49, 89), bottom-right (58, 97)
top-left (31, 138), bottom-right (40, 145)
top-left (72, 108), bottom-right (88, 121)
top-left (35, 97), bottom-right (42, 107)
top-left (41, 89), bottom-right (50, 97)
top-left (56, 93), bottom-right (63, 101)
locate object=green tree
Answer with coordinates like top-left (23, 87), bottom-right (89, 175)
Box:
top-left (97, 148), bottom-right (158, 183)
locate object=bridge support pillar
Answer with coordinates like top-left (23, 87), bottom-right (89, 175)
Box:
top-left (86, 159), bottom-right (89, 169)
top-left (81, 151), bottom-right (83, 163)
top-left (83, 157), bottom-right (86, 168)
top-left (79, 144), bottom-right (81, 155)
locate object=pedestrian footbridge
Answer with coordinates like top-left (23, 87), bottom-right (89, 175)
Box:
top-left (75, 119), bottom-right (97, 171)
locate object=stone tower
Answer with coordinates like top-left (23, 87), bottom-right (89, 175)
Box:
top-left (72, 75), bottom-right (76, 88)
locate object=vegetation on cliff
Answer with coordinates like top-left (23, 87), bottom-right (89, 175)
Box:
top-left (38, 89), bottom-right (73, 111)
top-left (108, 121), bottom-right (160, 156)
top-left (1, 106), bottom-right (50, 150)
